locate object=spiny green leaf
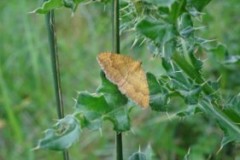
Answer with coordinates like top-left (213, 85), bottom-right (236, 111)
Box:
top-left (35, 115), bottom-right (81, 150)
top-left (171, 52), bottom-right (216, 95)
top-left (63, 0), bottom-right (85, 11)
top-left (178, 13), bottom-right (194, 38)
top-left (169, 71), bottom-right (192, 91)
top-left (75, 72), bottom-right (131, 132)
top-left (76, 91), bottom-right (111, 113)
top-left (220, 136), bottom-right (240, 152)
top-left (132, 0), bottom-right (155, 15)
top-left (169, 0), bottom-right (187, 21)
top-left (179, 85), bottom-right (201, 105)
top-left (162, 58), bottom-right (205, 105)
top-left (75, 91), bottom-right (110, 129)
top-left (147, 72), bottom-right (169, 111)
top-left (199, 100), bottom-right (240, 148)
top-left (128, 145), bottom-right (154, 160)
top-left (128, 152), bottom-right (147, 160)
top-left (186, 0), bottom-right (211, 12)
top-left (161, 58), bottom-right (174, 72)
top-left (104, 106), bottom-right (132, 132)
top-left (63, 0), bottom-right (77, 10)
top-left (177, 105), bottom-right (201, 117)
top-left (136, 17), bottom-right (176, 58)
top-left (97, 72), bottom-right (128, 107)
top-left (163, 40), bottom-right (176, 59)
top-left (223, 109), bottom-right (240, 126)
top-left (97, 72), bottom-right (131, 132)
top-left (76, 112), bottom-right (102, 130)
top-left (136, 17), bottom-right (176, 43)
top-left (224, 55), bottom-right (240, 64)
top-left (166, 68), bottom-right (203, 105)
top-left (220, 134), bottom-right (240, 151)
top-left (189, 51), bottom-right (203, 72)
top-left (31, 0), bottom-right (63, 14)
top-left (223, 94), bottom-right (240, 124)
top-left (31, 0), bottom-right (86, 14)
top-left (207, 81), bottom-right (219, 91)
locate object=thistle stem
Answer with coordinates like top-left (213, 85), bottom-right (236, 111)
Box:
top-left (45, 6), bottom-right (69, 160)
top-left (112, 0), bottom-right (123, 159)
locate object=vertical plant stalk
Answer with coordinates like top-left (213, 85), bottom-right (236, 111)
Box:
top-left (112, 0), bottom-right (123, 160)
top-left (45, 9), bottom-right (69, 160)
top-left (112, 0), bottom-right (120, 53)
top-left (115, 132), bottom-right (123, 160)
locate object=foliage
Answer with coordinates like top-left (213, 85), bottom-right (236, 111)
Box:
top-left (1, 0), bottom-right (240, 159)
top-left (120, 0), bottom-right (240, 145)
top-left (35, 115), bottom-right (81, 150)
top-left (33, 0), bottom-right (240, 158)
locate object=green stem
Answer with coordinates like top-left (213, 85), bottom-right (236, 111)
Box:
top-left (172, 52), bottom-right (215, 96)
top-left (112, 0), bottom-right (120, 54)
top-left (46, 10), bottom-right (64, 119)
top-left (200, 100), bottom-right (240, 134)
top-left (116, 132), bottom-right (123, 160)
top-left (112, 0), bottom-right (123, 159)
top-left (172, 52), bottom-right (240, 138)
top-left (45, 7), bottom-right (69, 160)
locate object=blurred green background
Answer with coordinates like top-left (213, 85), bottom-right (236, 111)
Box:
top-left (0, 0), bottom-right (240, 160)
